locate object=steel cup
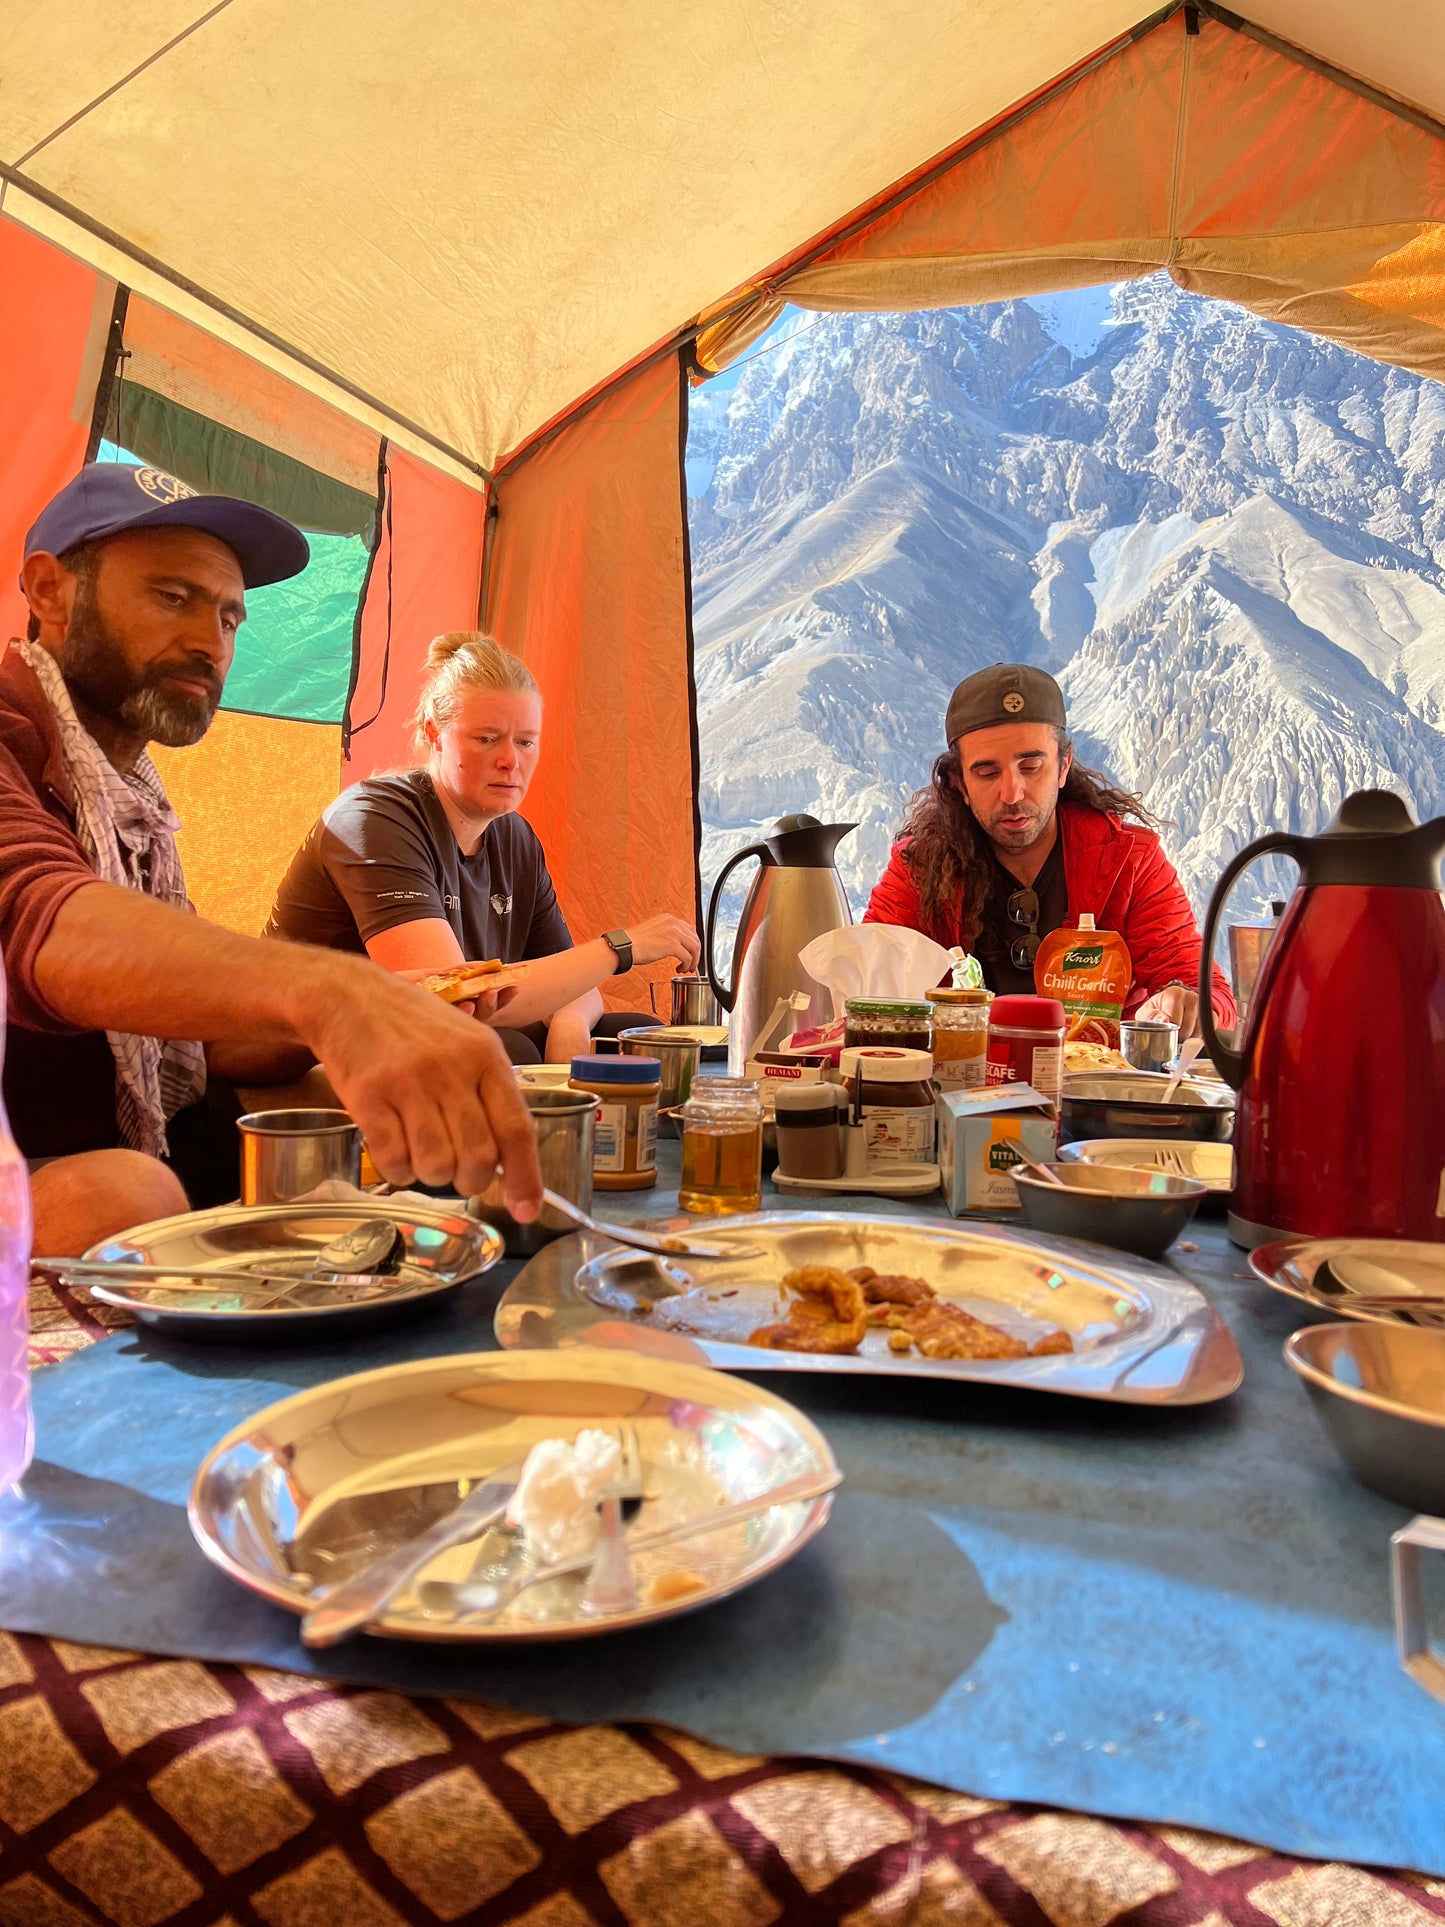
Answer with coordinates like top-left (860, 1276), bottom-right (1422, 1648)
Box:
top-left (1120, 1019), bottom-right (1179, 1074)
top-left (618, 1025), bottom-right (703, 1137)
top-left (470, 1088), bottom-right (596, 1256)
top-left (650, 974), bottom-right (721, 1028)
top-left (237, 1110), bottom-right (363, 1205)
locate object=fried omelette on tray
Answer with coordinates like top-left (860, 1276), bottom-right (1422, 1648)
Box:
top-left (748, 1264), bottom-right (1071, 1360)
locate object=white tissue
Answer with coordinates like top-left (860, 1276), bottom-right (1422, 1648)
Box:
top-left (504, 1429), bottom-right (621, 1565)
top-left (798, 925), bottom-right (953, 1013)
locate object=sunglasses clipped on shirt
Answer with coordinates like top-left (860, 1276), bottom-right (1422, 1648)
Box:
top-left (1007, 887), bottom-right (1041, 971)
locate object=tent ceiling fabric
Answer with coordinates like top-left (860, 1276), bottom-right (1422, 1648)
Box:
top-left (3, 3), bottom-right (1443, 473)
top-left (2, 0), bottom-right (1147, 469)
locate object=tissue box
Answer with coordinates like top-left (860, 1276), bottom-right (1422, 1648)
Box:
top-left (937, 1085), bottom-right (1057, 1216)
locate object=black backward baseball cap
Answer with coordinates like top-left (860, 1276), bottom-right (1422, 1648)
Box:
top-left (24, 463), bottom-right (310, 590)
top-left (946, 663), bottom-right (1067, 744)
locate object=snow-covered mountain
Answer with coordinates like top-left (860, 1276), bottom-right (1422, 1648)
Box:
top-left (688, 278), bottom-right (1445, 957)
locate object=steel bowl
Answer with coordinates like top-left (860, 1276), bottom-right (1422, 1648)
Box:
top-left (1284, 1321), bottom-right (1445, 1512)
top-left (1058, 1071), bottom-right (1235, 1146)
top-left (1012, 1161), bottom-right (1208, 1259)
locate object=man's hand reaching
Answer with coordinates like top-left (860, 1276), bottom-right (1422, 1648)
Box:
top-left (297, 959), bottom-right (541, 1211)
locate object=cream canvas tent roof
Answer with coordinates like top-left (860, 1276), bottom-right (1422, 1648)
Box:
top-left (3, 0), bottom-right (1445, 956)
top-left (4, 0), bottom-right (1443, 477)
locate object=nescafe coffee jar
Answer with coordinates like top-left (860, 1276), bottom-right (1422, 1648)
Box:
top-left (986, 995), bottom-right (1067, 1096)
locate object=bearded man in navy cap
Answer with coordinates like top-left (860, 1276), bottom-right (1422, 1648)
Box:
top-left (865, 663), bottom-right (1234, 1036)
top-left (1, 464), bottom-right (541, 1255)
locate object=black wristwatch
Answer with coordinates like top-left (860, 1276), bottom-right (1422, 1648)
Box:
top-left (601, 929), bottom-right (633, 975)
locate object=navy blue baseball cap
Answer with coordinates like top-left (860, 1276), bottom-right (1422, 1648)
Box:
top-left (24, 463), bottom-right (310, 589)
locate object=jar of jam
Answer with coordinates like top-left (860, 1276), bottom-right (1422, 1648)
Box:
top-left (985, 996), bottom-right (1067, 1097)
top-left (843, 999), bottom-right (933, 1055)
top-left (841, 1046), bottom-right (936, 1166)
top-left (926, 987), bottom-right (992, 1091)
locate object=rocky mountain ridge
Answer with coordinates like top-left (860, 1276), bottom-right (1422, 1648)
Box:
top-left (688, 278), bottom-right (1445, 952)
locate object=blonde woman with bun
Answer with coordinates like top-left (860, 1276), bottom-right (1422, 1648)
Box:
top-left (267, 633), bottom-right (699, 1062)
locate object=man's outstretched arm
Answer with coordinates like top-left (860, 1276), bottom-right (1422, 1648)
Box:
top-left (32, 880), bottom-right (542, 1213)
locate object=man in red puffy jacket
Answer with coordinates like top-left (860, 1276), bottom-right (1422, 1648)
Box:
top-left (863, 664), bottom-right (1234, 1037)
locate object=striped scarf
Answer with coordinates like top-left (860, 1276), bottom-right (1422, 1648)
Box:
top-left (18, 641), bottom-right (207, 1158)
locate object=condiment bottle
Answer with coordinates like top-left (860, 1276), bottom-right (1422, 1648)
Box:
top-left (985, 995), bottom-right (1067, 1096)
top-left (1033, 912), bottom-right (1132, 1048)
top-left (842, 1046), bottom-right (936, 1166)
top-left (678, 1075), bottom-right (764, 1214)
top-left (569, 1054), bottom-right (661, 1190)
top-left (774, 1083), bottom-right (844, 1181)
top-left (0, 958), bottom-right (33, 1488)
top-left (925, 987), bottom-right (992, 1091)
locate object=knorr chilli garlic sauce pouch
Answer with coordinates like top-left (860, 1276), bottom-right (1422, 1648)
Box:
top-left (1034, 915), bottom-right (1132, 1048)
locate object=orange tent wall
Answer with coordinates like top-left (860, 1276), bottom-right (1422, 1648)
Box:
top-left (343, 445), bottom-right (488, 784)
top-left (702, 11), bottom-right (1445, 383)
top-left (485, 352), bottom-right (698, 1011)
top-left (0, 224), bottom-right (111, 645)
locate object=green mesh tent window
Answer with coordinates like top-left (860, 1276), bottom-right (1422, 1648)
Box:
top-left (95, 397), bottom-right (376, 726)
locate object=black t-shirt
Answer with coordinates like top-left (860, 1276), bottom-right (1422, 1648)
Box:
top-left (972, 836), bottom-right (1067, 996)
top-left (265, 769), bottom-right (572, 964)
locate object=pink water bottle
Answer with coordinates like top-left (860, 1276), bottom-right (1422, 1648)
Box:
top-left (0, 957), bottom-right (34, 1487)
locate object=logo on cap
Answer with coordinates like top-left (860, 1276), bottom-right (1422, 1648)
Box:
top-left (1003, 691), bottom-right (1025, 714)
top-left (135, 468), bottom-right (197, 505)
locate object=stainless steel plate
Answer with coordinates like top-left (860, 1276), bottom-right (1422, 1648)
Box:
top-left (1060, 1139), bottom-right (1235, 1192)
top-left (1251, 1238), bottom-right (1445, 1327)
top-left (83, 1199), bottom-right (502, 1342)
top-left (189, 1349), bottom-right (837, 1640)
top-left (496, 1213), bottom-right (1242, 1405)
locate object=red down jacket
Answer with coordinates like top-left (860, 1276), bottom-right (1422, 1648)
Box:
top-left (864, 802), bottom-right (1236, 1024)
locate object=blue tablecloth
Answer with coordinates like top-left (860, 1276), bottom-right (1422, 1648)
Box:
top-left (6, 1161), bottom-right (1442, 1874)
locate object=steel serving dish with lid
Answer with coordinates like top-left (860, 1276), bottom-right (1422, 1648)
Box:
top-left (496, 1212), bottom-right (1242, 1406)
top-left (1058, 1071), bottom-right (1235, 1145)
top-left (189, 1348), bottom-right (838, 1641)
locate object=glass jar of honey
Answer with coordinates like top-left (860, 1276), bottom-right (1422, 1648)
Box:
top-left (926, 987), bottom-right (992, 1091)
top-left (842, 998), bottom-right (933, 1054)
top-left (678, 1075), bottom-right (764, 1215)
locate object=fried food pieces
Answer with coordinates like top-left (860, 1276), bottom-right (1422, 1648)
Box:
top-left (746, 1263), bottom-right (1072, 1360)
top-left (749, 1266), bottom-right (869, 1354)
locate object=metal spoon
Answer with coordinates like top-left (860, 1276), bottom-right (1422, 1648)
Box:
top-left (1009, 1148), bottom-right (1068, 1188)
top-left (537, 1188), bottom-right (761, 1261)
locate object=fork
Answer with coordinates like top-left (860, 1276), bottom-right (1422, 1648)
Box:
top-left (580, 1425), bottom-right (644, 1617)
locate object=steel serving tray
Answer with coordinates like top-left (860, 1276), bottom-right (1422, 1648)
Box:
top-left (1251, 1238), bottom-right (1445, 1328)
top-left (189, 1349), bottom-right (837, 1640)
top-left (81, 1199), bottom-right (502, 1342)
top-left (496, 1213), bottom-right (1242, 1405)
